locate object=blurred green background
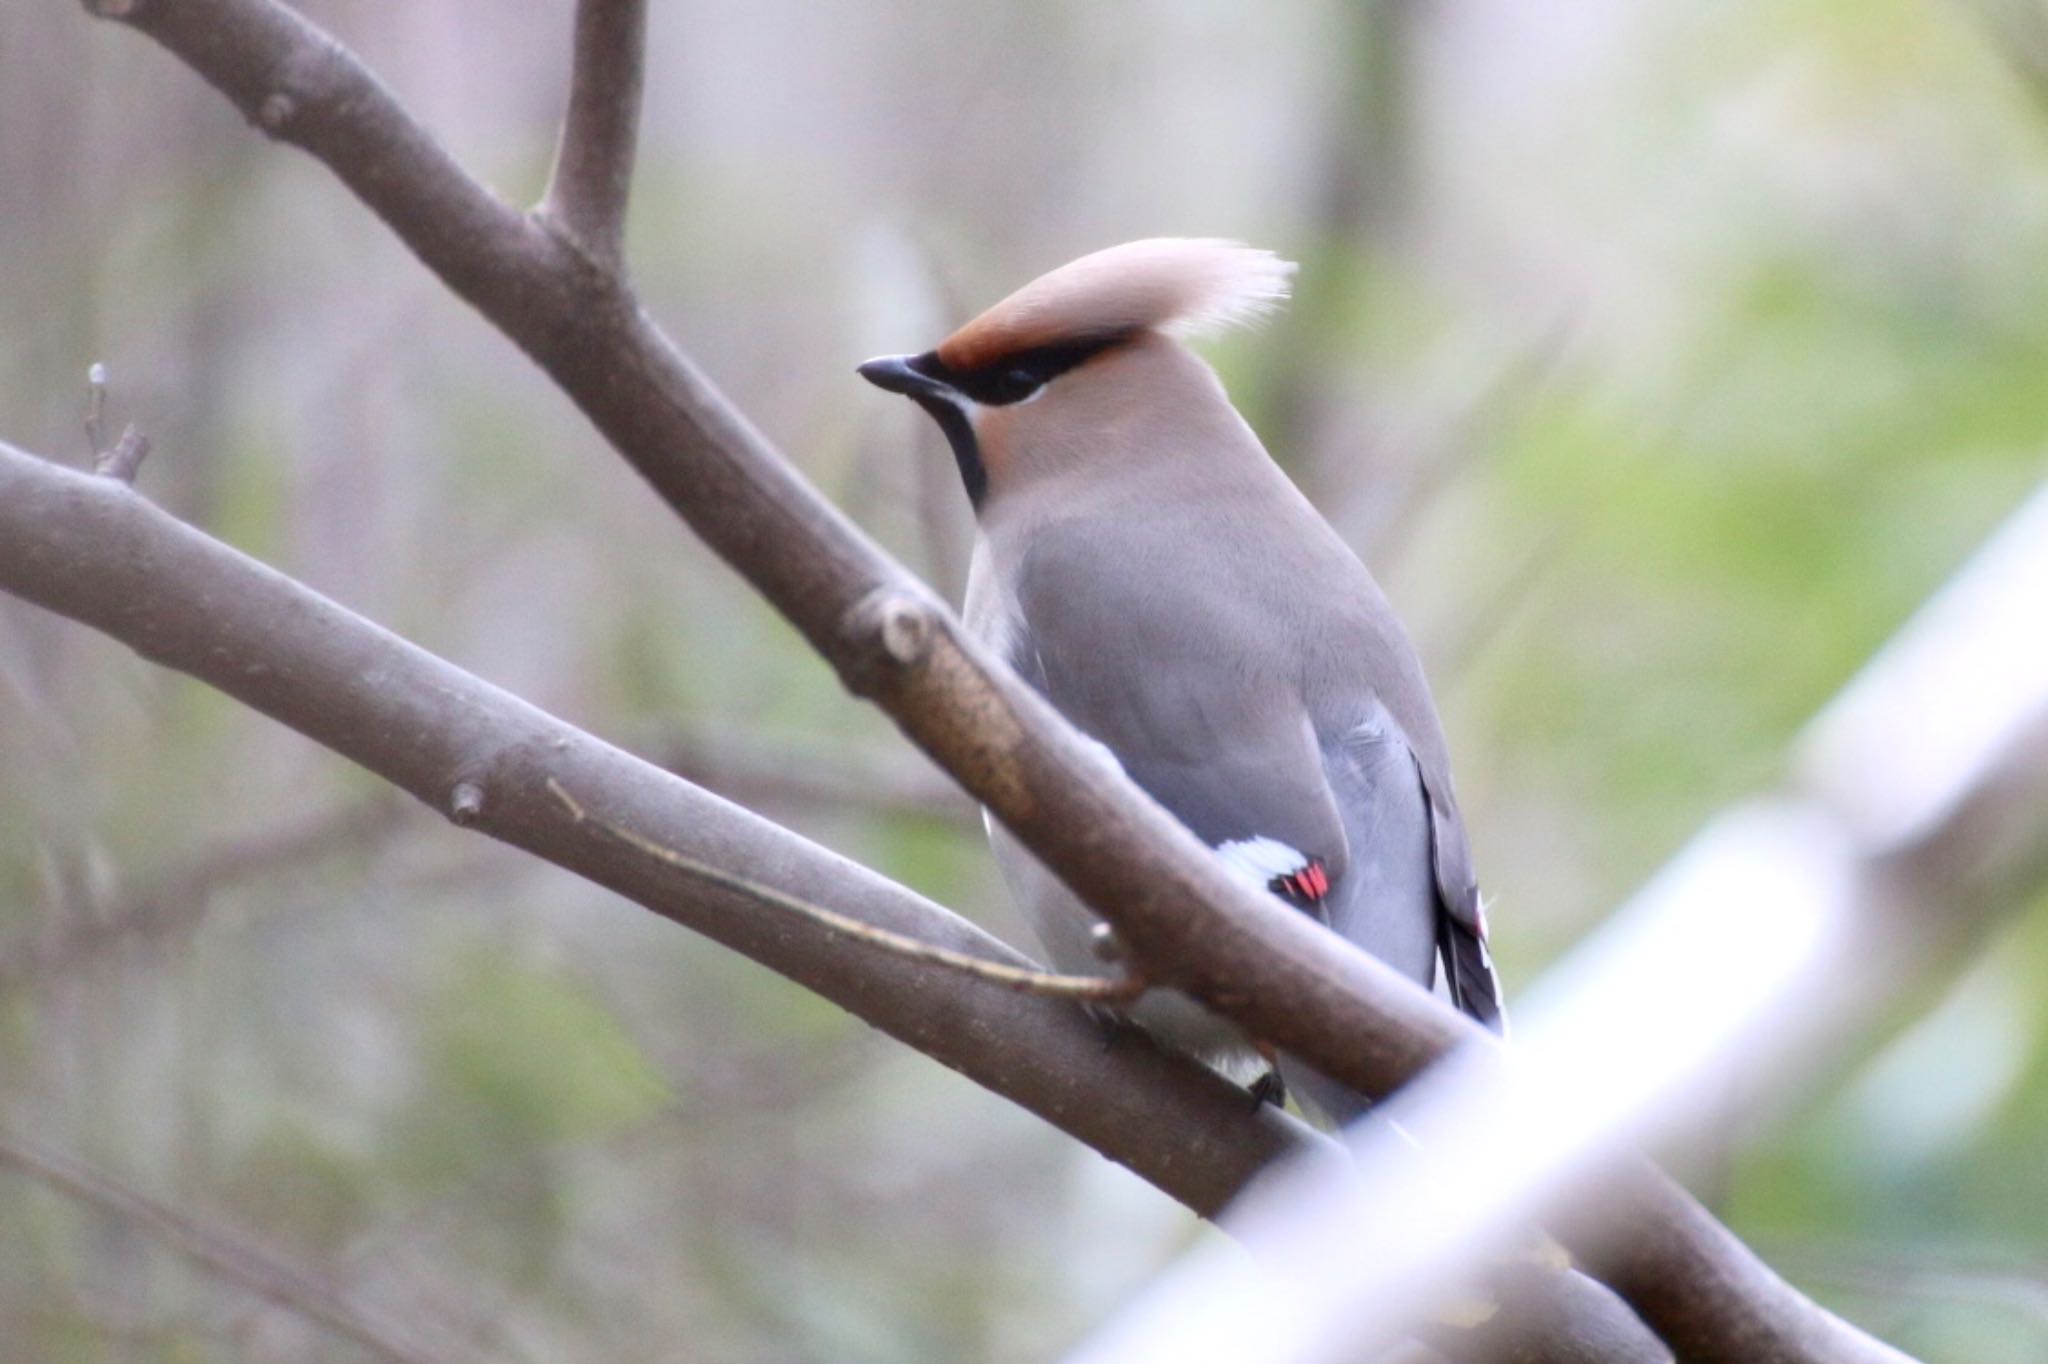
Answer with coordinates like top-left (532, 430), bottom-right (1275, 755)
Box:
top-left (3, 1), bottom-right (2047, 1360)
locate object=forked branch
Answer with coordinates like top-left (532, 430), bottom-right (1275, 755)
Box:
top-left (0, 438), bottom-right (1307, 1221)
top-left (539, 0), bottom-right (645, 269)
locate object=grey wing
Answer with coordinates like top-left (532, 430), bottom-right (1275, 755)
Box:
top-left (1275, 713), bottom-right (1479, 1127)
top-left (1009, 523), bottom-right (1351, 879)
top-left (974, 532), bottom-right (1344, 1065)
top-left (1318, 715), bottom-right (1443, 992)
top-left (1324, 708), bottom-right (1503, 1031)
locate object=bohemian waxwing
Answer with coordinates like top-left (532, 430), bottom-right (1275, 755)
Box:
top-left (858, 238), bottom-right (1502, 1122)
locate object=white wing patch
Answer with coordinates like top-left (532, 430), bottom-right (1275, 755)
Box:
top-left (1215, 835), bottom-right (1312, 892)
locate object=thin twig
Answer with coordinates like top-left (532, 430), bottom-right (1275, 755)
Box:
top-left (1360, 324), bottom-right (1572, 573)
top-left (0, 793), bottom-right (405, 992)
top-left (1438, 518), bottom-right (1576, 690)
top-left (84, 362), bottom-right (108, 458)
top-left (538, 0), bottom-right (645, 270)
top-left (0, 1129), bottom-right (452, 1364)
top-left (93, 422), bottom-right (151, 483)
top-left (548, 776), bottom-right (1145, 1003)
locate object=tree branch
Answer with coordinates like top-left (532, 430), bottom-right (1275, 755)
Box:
top-left (0, 437), bottom-right (1663, 1362)
top-left (61, 2), bottom-right (1912, 1357)
top-left (0, 792), bottom-right (403, 991)
top-left (0, 1127), bottom-right (453, 1364)
top-left (1071, 803), bottom-right (1881, 1364)
top-left (538, 0), bottom-right (644, 269)
top-left (0, 438), bottom-right (1306, 1218)
top-left (83, 0), bottom-right (1477, 1152)
top-left (547, 775), bottom-right (1145, 1004)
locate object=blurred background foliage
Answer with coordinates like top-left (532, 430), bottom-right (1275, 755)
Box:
top-left (3, 0), bottom-right (2047, 1360)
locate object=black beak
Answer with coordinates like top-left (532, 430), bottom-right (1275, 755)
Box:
top-left (858, 353), bottom-right (987, 507)
top-left (857, 353), bottom-right (957, 402)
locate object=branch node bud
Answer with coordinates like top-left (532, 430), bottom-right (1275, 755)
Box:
top-left (879, 601), bottom-right (933, 666)
top-left (449, 780), bottom-right (485, 826)
top-left (837, 588), bottom-right (944, 698)
top-left (95, 425), bottom-right (151, 484)
top-left (257, 92), bottom-right (297, 132)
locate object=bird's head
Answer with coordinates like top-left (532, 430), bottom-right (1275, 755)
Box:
top-left (858, 238), bottom-right (1294, 510)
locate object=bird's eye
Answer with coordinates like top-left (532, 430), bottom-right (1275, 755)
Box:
top-left (958, 361), bottom-right (1052, 406)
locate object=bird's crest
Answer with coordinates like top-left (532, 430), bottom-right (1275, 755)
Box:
top-left (935, 238), bottom-right (1295, 373)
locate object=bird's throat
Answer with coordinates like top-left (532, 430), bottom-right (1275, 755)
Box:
top-left (913, 395), bottom-right (987, 509)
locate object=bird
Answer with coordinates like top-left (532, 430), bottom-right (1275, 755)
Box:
top-left (857, 238), bottom-right (1501, 1123)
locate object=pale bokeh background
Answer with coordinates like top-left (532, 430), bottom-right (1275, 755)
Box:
top-left (4, 1), bottom-right (2047, 1360)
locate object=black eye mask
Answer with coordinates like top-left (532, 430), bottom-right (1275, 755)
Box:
top-left (859, 330), bottom-right (1137, 509)
top-left (911, 331), bottom-right (1134, 407)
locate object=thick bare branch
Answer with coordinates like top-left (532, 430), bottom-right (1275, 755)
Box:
top-left (0, 1128), bottom-right (452, 1364)
top-left (0, 438), bottom-right (1307, 1219)
top-left (538, 0), bottom-right (645, 269)
top-left (0, 437), bottom-right (1665, 1362)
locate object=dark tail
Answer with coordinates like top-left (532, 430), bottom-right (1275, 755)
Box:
top-left (1439, 915), bottom-right (1506, 1034)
